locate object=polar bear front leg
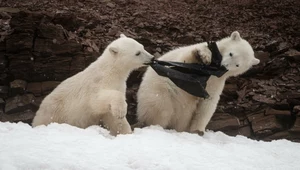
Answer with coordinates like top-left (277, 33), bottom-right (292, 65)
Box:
top-left (102, 114), bottom-right (132, 136)
top-left (189, 97), bottom-right (219, 136)
top-left (91, 90), bottom-right (127, 119)
top-left (191, 45), bottom-right (212, 65)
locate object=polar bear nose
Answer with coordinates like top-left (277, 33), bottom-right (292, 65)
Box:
top-left (151, 56), bottom-right (155, 61)
top-left (236, 64), bottom-right (239, 67)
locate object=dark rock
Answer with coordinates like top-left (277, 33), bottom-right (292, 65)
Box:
top-left (248, 113), bottom-right (283, 137)
top-left (85, 54), bottom-right (98, 67)
top-left (34, 38), bottom-right (82, 56)
top-left (273, 42), bottom-right (290, 55)
top-left (5, 94), bottom-right (39, 114)
top-left (206, 113), bottom-right (240, 136)
top-left (263, 131), bottom-right (291, 141)
top-left (0, 98), bottom-right (4, 111)
top-left (0, 41), bottom-right (5, 52)
top-left (0, 53), bottom-right (7, 71)
top-left (0, 11), bottom-right (12, 19)
top-left (277, 92), bottom-right (300, 100)
top-left (0, 86), bottom-right (9, 98)
top-left (255, 51), bottom-right (270, 65)
top-left (283, 49), bottom-right (300, 61)
top-left (265, 108), bottom-right (291, 116)
top-left (1, 109), bottom-right (35, 124)
top-left (265, 40), bottom-right (279, 52)
top-left (177, 34), bottom-right (195, 44)
top-left (238, 125), bottom-right (252, 137)
top-left (26, 82), bottom-right (42, 96)
top-left (7, 51), bottom-right (33, 60)
top-left (10, 79), bottom-right (27, 96)
top-left (9, 59), bottom-right (34, 81)
top-left (41, 81), bottom-right (60, 95)
top-left (37, 23), bottom-right (67, 43)
top-left (53, 13), bottom-right (82, 32)
top-left (222, 83), bottom-right (238, 99)
top-left (70, 56), bottom-right (85, 75)
top-left (252, 94), bottom-right (276, 104)
top-left (6, 33), bottom-right (33, 53)
top-left (293, 106), bottom-right (300, 113)
top-left (289, 118), bottom-right (300, 134)
top-left (107, 2), bottom-right (116, 8)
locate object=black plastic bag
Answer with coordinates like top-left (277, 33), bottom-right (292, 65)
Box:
top-left (149, 42), bottom-right (228, 98)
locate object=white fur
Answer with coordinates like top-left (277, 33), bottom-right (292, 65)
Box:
top-left (137, 31), bottom-right (260, 134)
top-left (32, 34), bottom-right (154, 136)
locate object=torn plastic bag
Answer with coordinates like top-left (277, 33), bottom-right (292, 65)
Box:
top-left (149, 41), bottom-right (228, 98)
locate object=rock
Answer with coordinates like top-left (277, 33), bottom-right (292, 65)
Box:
top-left (0, 98), bottom-right (4, 110)
top-left (274, 42), bottom-right (290, 55)
top-left (277, 92), bottom-right (300, 100)
top-left (70, 56), bottom-right (86, 75)
top-left (222, 83), bottom-right (238, 98)
top-left (37, 23), bottom-right (67, 43)
top-left (26, 82), bottom-right (42, 96)
top-left (248, 113), bottom-right (283, 137)
top-left (0, 86), bottom-right (9, 98)
top-left (238, 125), bottom-right (252, 137)
top-left (293, 106), bottom-right (300, 113)
top-left (53, 13), bottom-right (82, 31)
top-left (265, 108), bottom-right (291, 116)
top-left (10, 79), bottom-right (27, 96)
top-left (289, 118), bottom-right (300, 135)
top-left (41, 81), bottom-right (60, 95)
top-left (34, 38), bottom-right (82, 56)
top-left (263, 131), bottom-right (291, 141)
top-left (283, 49), bottom-right (300, 61)
top-left (255, 51), bottom-right (270, 64)
top-left (5, 94), bottom-right (39, 114)
top-left (9, 59), bottom-right (34, 81)
top-left (252, 94), bottom-right (276, 104)
top-left (107, 2), bottom-right (116, 8)
top-left (177, 34), bottom-right (195, 44)
top-left (6, 33), bottom-right (33, 53)
top-left (1, 109), bottom-right (35, 124)
top-left (0, 53), bottom-right (7, 71)
top-left (265, 40), bottom-right (279, 52)
top-left (206, 113), bottom-right (240, 136)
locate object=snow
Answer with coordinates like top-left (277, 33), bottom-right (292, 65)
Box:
top-left (0, 122), bottom-right (300, 170)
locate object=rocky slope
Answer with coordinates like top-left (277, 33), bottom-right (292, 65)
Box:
top-left (0, 0), bottom-right (299, 142)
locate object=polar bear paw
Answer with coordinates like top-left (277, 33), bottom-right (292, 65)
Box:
top-left (193, 47), bottom-right (212, 65)
top-left (191, 129), bottom-right (204, 136)
top-left (111, 101), bottom-right (128, 119)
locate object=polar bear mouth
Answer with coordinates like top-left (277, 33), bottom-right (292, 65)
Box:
top-left (144, 57), bottom-right (155, 65)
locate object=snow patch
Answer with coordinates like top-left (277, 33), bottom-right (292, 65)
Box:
top-left (0, 122), bottom-right (300, 170)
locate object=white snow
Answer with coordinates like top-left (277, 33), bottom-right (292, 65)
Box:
top-left (0, 122), bottom-right (300, 170)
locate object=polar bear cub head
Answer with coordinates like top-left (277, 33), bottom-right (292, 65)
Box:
top-left (106, 34), bottom-right (154, 69)
top-left (219, 31), bottom-right (260, 77)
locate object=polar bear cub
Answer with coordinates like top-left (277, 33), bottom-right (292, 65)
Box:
top-left (32, 34), bottom-right (154, 136)
top-left (137, 31), bottom-right (260, 135)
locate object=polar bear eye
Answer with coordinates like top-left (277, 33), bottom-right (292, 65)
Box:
top-left (229, 53), bottom-right (233, 57)
top-left (136, 51), bottom-right (141, 56)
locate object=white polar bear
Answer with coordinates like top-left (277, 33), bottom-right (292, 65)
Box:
top-left (136, 31), bottom-right (260, 135)
top-left (32, 34), bottom-right (154, 136)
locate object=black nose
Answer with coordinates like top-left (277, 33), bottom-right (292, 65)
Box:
top-left (236, 64), bottom-right (239, 67)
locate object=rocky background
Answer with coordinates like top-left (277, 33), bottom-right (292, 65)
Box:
top-left (0, 0), bottom-right (300, 142)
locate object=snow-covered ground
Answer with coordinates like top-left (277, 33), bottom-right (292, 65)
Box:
top-left (0, 122), bottom-right (300, 170)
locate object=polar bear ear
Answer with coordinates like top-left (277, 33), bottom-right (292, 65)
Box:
top-left (252, 58), bottom-right (260, 65)
top-left (120, 34), bottom-right (127, 38)
top-left (230, 31), bottom-right (241, 41)
top-left (109, 46), bottom-right (119, 55)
